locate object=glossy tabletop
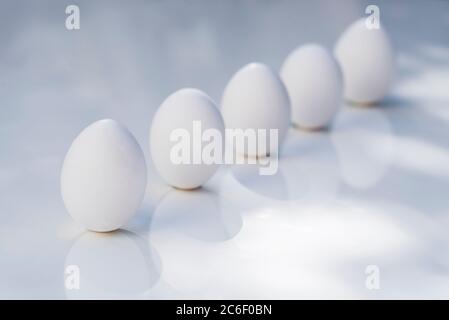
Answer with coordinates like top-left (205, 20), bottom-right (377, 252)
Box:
top-left (1, 0), bottom-right (449, 299)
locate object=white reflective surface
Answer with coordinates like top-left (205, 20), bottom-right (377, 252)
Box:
top-left (1, 0), bottom-right (449, 299)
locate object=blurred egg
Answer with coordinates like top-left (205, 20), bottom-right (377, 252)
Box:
top-left (334, 18), bottom-right (394, 104)
top-left (61, 119), bottom-right (147, 232)
top-left (221, 63), bottom-right (291, 157)
top-left (281, 44), bottom-right (342, 129)
top-left (150, 88), bottom-right (225, 190)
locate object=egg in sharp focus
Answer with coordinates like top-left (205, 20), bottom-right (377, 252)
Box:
top-left (334, 18), bottom-right (395, 105)
top-left (280, 43), bottom-right (343, 130)
top-left (61, 119), bottom-right (147, 232)
top-left (221, 63), bottom-right (291, 157)
top-left (150, 88), bottom-right (225, 190)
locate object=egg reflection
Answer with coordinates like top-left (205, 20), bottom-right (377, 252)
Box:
top-left (151, 188), bottom-right (242, 242)
top-left (331, 107), bottom-right (395, 189)
top-left (230, 130), bottom-right (340, 202)
top-left (231, 161), bottom-right (289, 201)
top-left (65, 230), bottom-right (161, 299)
top-left (282, 131), bottom-right (340, 201)
top-left (149, 188), bottom-right (242, 295)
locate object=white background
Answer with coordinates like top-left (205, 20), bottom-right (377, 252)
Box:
top-left (1, 0), bottom-right (449, 299)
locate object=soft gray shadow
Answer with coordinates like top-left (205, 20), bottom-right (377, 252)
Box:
top-left (375, 95), bottom-right (418, 109)
top-left (381, 96), bottom-right (449, 151)
top-left (346, 166), bottom-right (449, 216)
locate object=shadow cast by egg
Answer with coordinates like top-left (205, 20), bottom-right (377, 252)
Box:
top-left (64, 230), bottom-right (161, 299)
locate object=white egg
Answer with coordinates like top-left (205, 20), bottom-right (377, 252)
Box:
top-left (280, 44), bottom-right (342, 130)
top-left (221, 63), bottom-right (291, 157)
top-left (150, 88), bottom-right (225, 190)
top-left (334, 18), bottom-right (395, 104)
top-left (61, 119), bottom-right (147, 232)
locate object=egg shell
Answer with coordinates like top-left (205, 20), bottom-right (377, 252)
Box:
top-left (281, 44), bottom-right (342, 129)
top-left (61, 119), bottom-right (147, 232)
top-left (221, 63), bottom-right (291, 157)
top-left (150, 88), bottom-right (225, 190)
top-left (334, 18), bottom-right (395, 104)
